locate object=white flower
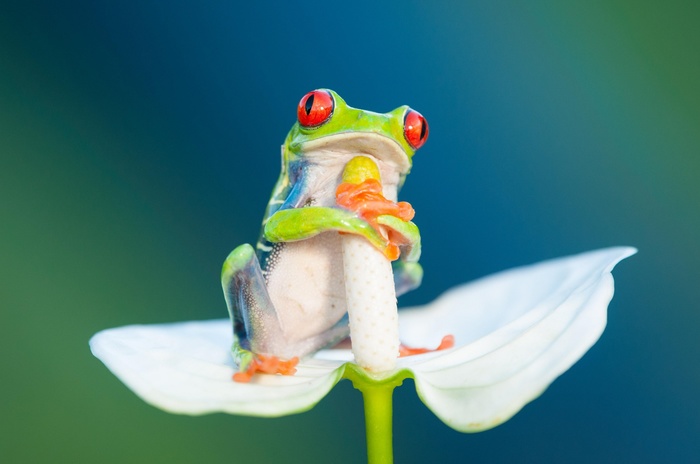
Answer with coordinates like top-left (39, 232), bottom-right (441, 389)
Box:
top-left (90, 247), bottom-right (635, 432)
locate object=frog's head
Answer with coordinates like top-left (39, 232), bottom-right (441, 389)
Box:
top-left (283, 89), bottom-right (428, 202)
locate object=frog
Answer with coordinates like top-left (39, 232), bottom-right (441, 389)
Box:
top-left (221, 89), bottom-right (429, 382)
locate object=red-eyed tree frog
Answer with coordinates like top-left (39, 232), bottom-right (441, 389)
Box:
top-left (221, 89), bottom-right (429, 381)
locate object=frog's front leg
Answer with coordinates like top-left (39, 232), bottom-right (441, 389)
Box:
top-left (264, 206), bottom-right (393, 255)
top-left (265, 205), bottom-right (423, 296)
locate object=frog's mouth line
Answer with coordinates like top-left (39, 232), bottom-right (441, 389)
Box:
top-left (299, 132), bottom-right (410, 206)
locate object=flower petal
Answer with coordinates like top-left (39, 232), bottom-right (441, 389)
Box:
top-left (395, 247), bottom-right (636, 432)
top-left (90, 319), bottom-right (345, 416)
top-left (91, 247), bottom-right (635, 424)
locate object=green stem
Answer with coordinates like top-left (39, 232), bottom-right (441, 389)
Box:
top-left (361, 382), bottom-right (396, 464)
top-left (343, 365), bottom-right (410, 464)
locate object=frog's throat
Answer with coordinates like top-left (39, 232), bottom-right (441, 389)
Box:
top-left (299, 132), bottom-right (411, 179)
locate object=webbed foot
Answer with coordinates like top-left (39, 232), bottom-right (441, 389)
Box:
top-left (399, 335), bottom-right (455, 357)
top-left (232, 347), bottom-right (299, 383)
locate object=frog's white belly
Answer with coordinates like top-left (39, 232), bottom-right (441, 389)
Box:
top-left (265, 231), bottom-right (348, 345)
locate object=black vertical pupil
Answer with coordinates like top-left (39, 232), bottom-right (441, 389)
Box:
top-left (419, 118), bottom-right (426, 140)
top-left (305, 94), bottom-right (315, 115)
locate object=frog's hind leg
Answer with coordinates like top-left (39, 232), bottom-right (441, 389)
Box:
top-left (222, 244), bottom-right (302, 382)
top-left (221, 243), bottom-right (285, 357)
top-left (222, 242), bottom-right (351, 353)
top-left (393, 260), bottom-right (423, 296)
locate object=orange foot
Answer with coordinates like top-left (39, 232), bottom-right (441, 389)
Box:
top-left (232, 354), bottom-right (299, 383)
top-left (336, 178), bottom-right (414, 261)
top-left (399, 335), bottom-right (455, 357)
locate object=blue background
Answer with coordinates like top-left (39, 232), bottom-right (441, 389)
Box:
top-left (2, 1), bottom-right (698, 462)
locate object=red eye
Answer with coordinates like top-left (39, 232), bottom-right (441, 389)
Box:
top-left (403, 109), bottom-right (429, 150)
top-left (297, 90), bottom-right (334, 127)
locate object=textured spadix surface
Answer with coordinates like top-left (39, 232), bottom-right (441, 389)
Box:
top-left (342, 233), bottom-right (400, 373)
top-left (90, 247), bottom-right (635, 431)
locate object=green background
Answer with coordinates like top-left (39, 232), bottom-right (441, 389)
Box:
top-left (1, 1), bottom-right (698, 462)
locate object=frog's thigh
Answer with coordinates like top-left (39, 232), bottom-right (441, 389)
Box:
top-left (221, 243), bottom-right (284, 354)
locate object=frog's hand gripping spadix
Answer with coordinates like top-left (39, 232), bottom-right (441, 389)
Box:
top-left (337, 156), bottom-right (404, 373)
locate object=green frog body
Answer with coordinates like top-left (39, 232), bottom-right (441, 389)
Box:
top-left (221, 89), bottom-right (428, 368)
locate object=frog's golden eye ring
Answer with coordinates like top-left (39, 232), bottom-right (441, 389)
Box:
top-left (297, 90), bottom-right (334, 128)
top-left (403, 109), bottom-right (429, 150)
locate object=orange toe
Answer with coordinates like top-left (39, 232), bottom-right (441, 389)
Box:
top-left (336, 179), bottom-right (416, 262)
top-left (232, 354), bottom-right (300, 383)
top-left (399, 334), bottom-right (455, 357)
top-left (384, 243), bottom-right (400, 261)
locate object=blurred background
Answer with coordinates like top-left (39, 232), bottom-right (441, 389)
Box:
top-left (1, 1), bottom-right (698, 462)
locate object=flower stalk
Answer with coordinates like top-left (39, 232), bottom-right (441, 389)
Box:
top-left (344, 364), bottom-right (409, 464)
top-left (361, 382), bottom-right (395, 464)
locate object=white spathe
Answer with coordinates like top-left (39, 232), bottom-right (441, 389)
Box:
top-left (90, 247), bottom-right (635, 432)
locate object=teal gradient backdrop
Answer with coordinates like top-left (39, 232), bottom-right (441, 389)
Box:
top-left (2, 1), bottom-right (698, 462)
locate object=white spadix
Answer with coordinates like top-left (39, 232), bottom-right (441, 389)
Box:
top-left (339, 156), bottom-right (400, 372)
